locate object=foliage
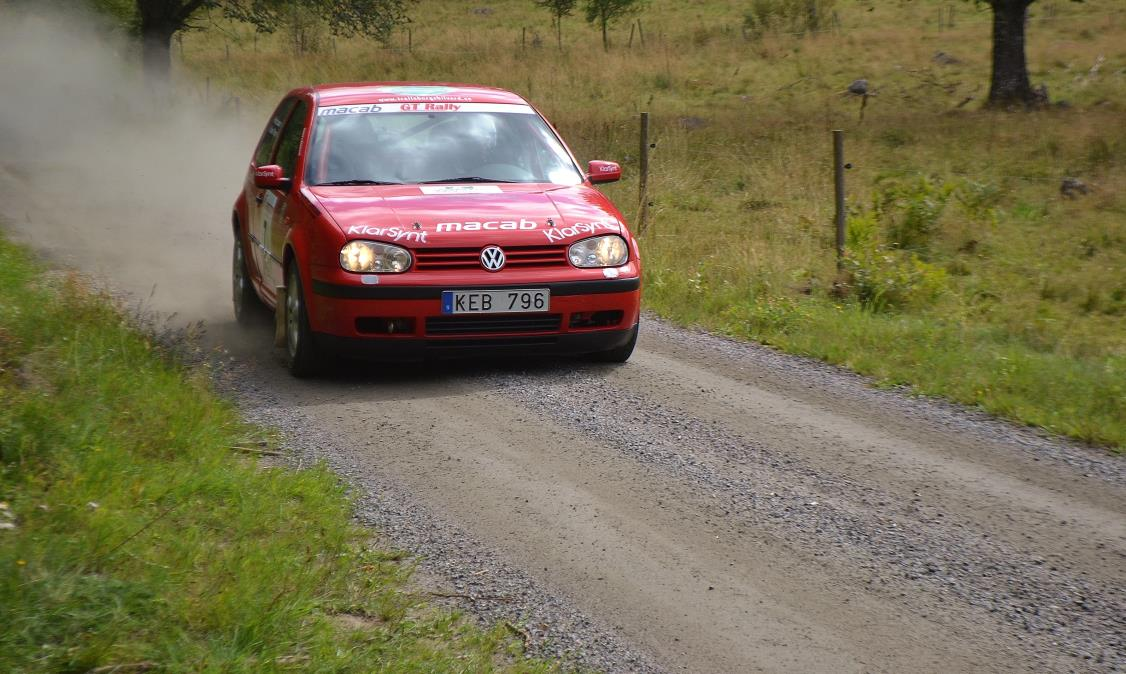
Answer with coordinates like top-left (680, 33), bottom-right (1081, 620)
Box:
top-left (873, 175), bottom-right (957, 253)
top-left (841, 246), bottom-right (950, 313)
top-left (534, 0), bottom-right (577, 20)
top-left (534, 0), bottom-right (577, 48)
top-left (219, 0), bottom-right (412, 41)
top-left (743, 0), bottom-right (837, 38)
top-left (130, 0), bottom-right (413, 79)
top-left (582, 0), bottom-right (646, 49)
top-left (85, 0), bottom-right (135, 24)
top-left (0, 235), bottom-right (553, 671)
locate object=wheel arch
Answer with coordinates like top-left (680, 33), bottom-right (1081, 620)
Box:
top-left (283, 243), bottom-right (297, 282)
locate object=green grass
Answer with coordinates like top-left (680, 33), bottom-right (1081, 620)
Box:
top-left (0, 232), bottom-right (552, 672)
top-left (176, 0), bottom-right (1124, 451)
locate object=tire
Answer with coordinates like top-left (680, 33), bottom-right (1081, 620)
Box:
top-left (590, 322), bottom-right (639, 363)
top-left (283, 262), bottom-right (322, 377)
top-left (232, 237), bottom-right (265, 325)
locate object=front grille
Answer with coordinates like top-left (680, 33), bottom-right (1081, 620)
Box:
top-left (425, 313), bottom-right (563, 336)
top-left (414, 245), bottom-right (568, 271)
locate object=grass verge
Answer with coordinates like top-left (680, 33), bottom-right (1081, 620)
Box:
top-left (0, 233), bottom-right (551, 672)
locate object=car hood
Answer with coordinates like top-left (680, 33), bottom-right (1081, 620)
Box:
top-left (306, 183), bottom-right (624, 248)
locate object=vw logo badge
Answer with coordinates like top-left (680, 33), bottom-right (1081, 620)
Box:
top-left (480, 245), bottom-right (506, 272)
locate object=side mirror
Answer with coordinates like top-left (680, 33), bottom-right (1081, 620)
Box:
top-left (588, 160), bottom-right (621, 184)
top-left (254, 164), bottom-right (291, 191)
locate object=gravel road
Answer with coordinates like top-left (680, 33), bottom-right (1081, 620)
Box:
top-left (201, 313), bottom-right (1124, 674)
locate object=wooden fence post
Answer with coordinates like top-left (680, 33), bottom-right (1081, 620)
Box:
top-left (833, 129), bottom-right (846, 267)
top-left (638, 112), bottom-right (651, 235)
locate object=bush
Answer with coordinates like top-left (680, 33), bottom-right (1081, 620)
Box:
top-left (873, 174), bottom-right (955, 253)
top-left (842, 245), bottom-right (949, 313)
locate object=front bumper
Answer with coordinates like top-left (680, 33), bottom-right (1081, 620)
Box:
top-left (304, 273), bottom-right (641, 360)
top-left (314, 323), bottom-right (638, 361)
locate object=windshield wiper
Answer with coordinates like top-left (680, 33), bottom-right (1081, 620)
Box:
top-left (419, 176), bottom-right (518, 184)
top-left (315, 179), bottom-right (402, 186)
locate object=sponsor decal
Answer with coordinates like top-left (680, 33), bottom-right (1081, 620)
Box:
top-left (435, 219), bottom-right (538, 232)
top-left (599, 164), bottom-right (617, 173)
top-left (316, 103), bottom-right (534, 117)
top-left (542, 220), bottom-right (618, 243)
top-left (378, 86), bottom-right (457, 96)
top-left (399, 102), bottom-right (460, 112)
top-left (264, 191), bottom-right (278, 208)
top-left (317, 104), bottom-right (382, 116)
top-left (419, 185), bottom-right (503, 195)
top-left (346, 225), bottom-right (428, 244)
top-left (432, 218), bottom-right (620, 241)
top-left (375, 95), bottom-right (474, 103)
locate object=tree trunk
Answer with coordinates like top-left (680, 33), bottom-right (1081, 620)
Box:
top-left (141, 28), bottom-right (174, 85)
top-left (986, 0), bottom-right (1036, 108)
top-left (601, 15), bottom-right (608, 51)
top-left (137, 1), bottom-right (206, 89)
top-left (137, 1), bottom-right (180, 88)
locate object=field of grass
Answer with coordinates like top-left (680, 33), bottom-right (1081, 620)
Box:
top-left (175, 0), bottom-right (1126, 450)
top-left (0, 231), bottom-right (550, 671)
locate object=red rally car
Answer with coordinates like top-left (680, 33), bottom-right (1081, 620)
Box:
top-left (232, 83), bottom-right (641, 376)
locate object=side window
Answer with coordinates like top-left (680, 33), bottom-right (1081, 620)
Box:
top-left (254, 98), bottom-right (297, 166)
top-left (274, 100), bottom-right (309, 179)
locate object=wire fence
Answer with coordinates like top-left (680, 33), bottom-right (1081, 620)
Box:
top-left (191, 7), bottom-right (1126, 58)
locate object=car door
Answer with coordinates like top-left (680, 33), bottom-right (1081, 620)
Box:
top-left (247, 97), bottom-right (297, 292)
top-left (261, 99), bottom-right (309, 292)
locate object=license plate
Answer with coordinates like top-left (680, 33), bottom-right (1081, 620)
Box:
top-left (441, 289), bottom-right (550, 314)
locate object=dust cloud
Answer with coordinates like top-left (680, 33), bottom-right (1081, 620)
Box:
top-left (0, 5), bottom-right (262, 331)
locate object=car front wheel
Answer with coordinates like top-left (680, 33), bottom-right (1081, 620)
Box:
top-left (283, 262), bottom-right (322, 377)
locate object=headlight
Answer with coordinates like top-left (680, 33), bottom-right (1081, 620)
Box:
top-left (568, 235), bottom-right (629, 268)
top-left (340, 240), bottom-right (412, 273)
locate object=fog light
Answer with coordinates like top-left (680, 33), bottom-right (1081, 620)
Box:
top-left (570, 310), bottom-right (623, 328)
top-left (356, 317), bottom-right (415, 335)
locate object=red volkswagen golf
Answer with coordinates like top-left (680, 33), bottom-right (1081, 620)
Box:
top-left (232, 83), bottom-right (641, 376)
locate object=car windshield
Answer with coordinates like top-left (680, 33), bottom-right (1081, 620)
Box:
top-left (307, 104), bottom-right (584, 186)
